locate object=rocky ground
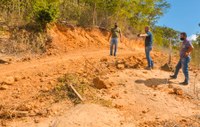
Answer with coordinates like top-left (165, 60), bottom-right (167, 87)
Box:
top-left (0, 25), bottom-right (199, 127)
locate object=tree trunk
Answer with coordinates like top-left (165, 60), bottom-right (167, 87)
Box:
top-left (92, 3), bottom-right (97, 26)
top-left (77, 0), bottom-right (80, 5)
top-left (168, 39), bottom-right (172, 64)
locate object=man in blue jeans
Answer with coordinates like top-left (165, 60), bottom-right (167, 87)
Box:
top-left (170, 32), bottom-right (194, 85)
top-left (138, 26), bottom-right (154, 70)
top-left (108, 23), bottom-right (122, 56)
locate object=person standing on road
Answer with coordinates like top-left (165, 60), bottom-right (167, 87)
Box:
top-left (108, 23), bottom-right (122, 56)
top-left (138, 26), bottom-right (154, 70)
top-left (170, 32), bottom-right (194, 85)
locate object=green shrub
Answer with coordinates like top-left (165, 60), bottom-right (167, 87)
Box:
top-left (33, 0), bottom-right (60, 31)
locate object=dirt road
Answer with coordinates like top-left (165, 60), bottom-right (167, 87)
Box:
top-left (0, 25), bottom-right (199, 127)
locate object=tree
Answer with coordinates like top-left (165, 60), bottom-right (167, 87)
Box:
top-left (0, 0), bottom-right (171, 32)
top-left (196, 34), bottom-right (200, 46)
top-left (32, 0), bottom-right (60, 31)
top-left (153, 26), bottom-right (180, 47)
top-left (128, 0), bottom-right (170, 32)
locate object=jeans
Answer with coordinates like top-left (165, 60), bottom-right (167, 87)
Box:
top-left (110, 38), bottom-right (118, 56)
top-left (145, 46), bottom-right (154, 68)
top-left (174, 56), bottom-right (191, 83)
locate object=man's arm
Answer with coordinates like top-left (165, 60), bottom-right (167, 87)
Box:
top-left (138, 33), bottom-right (148, 37)
top-left (185, 45), bottom-right (194, 57)
top-left (119, 30), bottom-right (122, 42)
top-left (108, 32), bottom-right (112, 41)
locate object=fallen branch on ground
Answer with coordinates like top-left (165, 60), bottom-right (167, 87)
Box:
top-left (69, 84), bottom-right (84, 101)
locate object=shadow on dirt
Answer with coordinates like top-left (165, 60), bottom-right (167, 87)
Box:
top-left (0, 59), bottom-right (9, 64)
top-left (135, 78), bottom-right (171, 87)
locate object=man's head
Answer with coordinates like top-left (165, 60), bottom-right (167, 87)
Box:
top-left (114, 23), bottom-right (118, 28)
top-left (145, 26), bottom-right (150, 33)
top-left (180, 32), bottom-right (187, 41)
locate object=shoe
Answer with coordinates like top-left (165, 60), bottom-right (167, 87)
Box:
top-left (170, 75), bottom-right (177, 79)
top-left (145, 67), bottom-right (152, 70)
top-left (179, 81), bottom-right (188, 85)
top-left (151, 62), bottom-right (154, 69)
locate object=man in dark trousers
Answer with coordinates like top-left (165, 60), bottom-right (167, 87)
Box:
top-left (170, 32), bottom-right (194, 85)
top-left (108, 23), bottom-right (122, 56)
top-left (138, 26), bottom-right (154, 70)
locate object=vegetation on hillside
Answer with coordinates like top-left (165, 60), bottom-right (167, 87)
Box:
top-left (0, 0), bottom-right (169, 29)
top-left (0, 0), bottom-right (199, 59)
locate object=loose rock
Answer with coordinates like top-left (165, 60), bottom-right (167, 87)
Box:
top-left (117, 64), bottom-right (125, 70)
top-left (93, 77), bottom-right (109, 89)
top-left (0, 85), bottom-right (8, 90)
top-left (3, 76), bottom-right (15, 85)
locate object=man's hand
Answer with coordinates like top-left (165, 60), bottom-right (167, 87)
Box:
top-left (108, 33), bottom-right (112, 42)
top-left (184, 45), bottom-right (193, 57)
top-left (120, 37), bottom-right (123, 43)
top-left (184, 52), bottom-right (190, 57)
top-left (108, 36), bottom-right (111, 42)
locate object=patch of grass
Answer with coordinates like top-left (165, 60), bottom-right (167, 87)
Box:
top-left (52, 83), bottom-right (69, 101)
top-left (56, 73), bottom-right (94, 104)
top-left (56, 73), bottom-right (113, 107)
top-left (57, 73), bottom-right (79, 84)
top-left (0, 27), bottom-right (52, 55)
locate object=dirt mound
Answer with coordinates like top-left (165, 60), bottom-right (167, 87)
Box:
top-left (48, 24), bottom-right (109, 53)
top-left (47, 24), bottom-right (143, 54)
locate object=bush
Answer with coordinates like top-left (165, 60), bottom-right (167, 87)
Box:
top-left (33, 0), bottom-right (60, 31)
